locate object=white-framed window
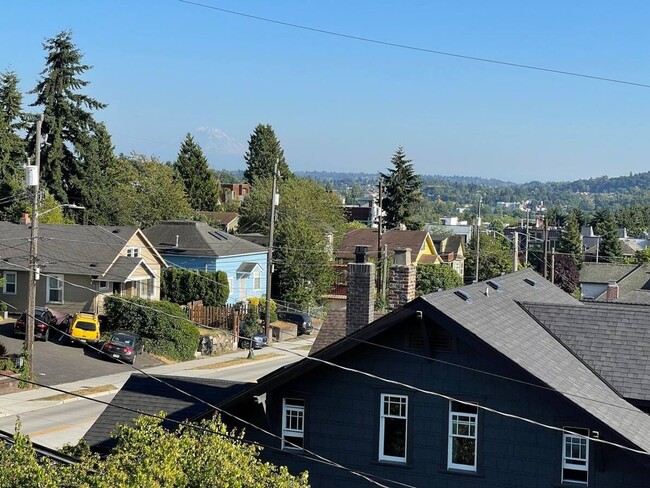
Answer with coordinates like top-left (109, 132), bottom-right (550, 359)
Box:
top-left (2, 271), bottom-right (17, 295)
top-left (253, 271), bottom-right (261, 291)
top-left (448, 401), bottom-right (478, 471)
top-left (379, 394), bottom-right (408, 463)
top-left (136, 279), bottom-right (154, 299)
top-left (282, 398), bottom-right (305, 451)
top-left (562, 428), bottom-right (589, 485)
top-left (46, 275), bottom-right (64, 304)
top-left (98, 280), bottom-right (109, 291)
top-left (228, 277), bottom-right (234, 296)
top-left (126, 247), bottom-right (141, 258)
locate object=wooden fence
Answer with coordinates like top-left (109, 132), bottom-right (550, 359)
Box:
top-left (186, 301), bottom-right (245, 337)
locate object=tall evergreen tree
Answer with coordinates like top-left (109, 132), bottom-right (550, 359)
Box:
top-left (0, 71), bottom-right (28, 217)
top-left (174, 133), bottom-right (220, 211)
top-left (380, 146), bottom-right (422, 230)
top-left (595, 210), bottom-right (622, 262)
top-left (29, 30), bottom-right (106, 203)
top-left (558, 211), bottom-right (583, 265)
top-left (243, 123), bottom-right (292, 183)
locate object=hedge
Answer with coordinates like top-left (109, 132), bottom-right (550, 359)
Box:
top-left (103, 296), bottom-right (200, 361)
top-left (161, 268), bottom-right (229, 307)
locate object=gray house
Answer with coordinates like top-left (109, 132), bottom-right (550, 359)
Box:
top-left (218, 267), bottom-right (650, 487)
top-left (0, 221), bottom-right (166, 315)
top-left (579, 263), bottom-right (650, 303)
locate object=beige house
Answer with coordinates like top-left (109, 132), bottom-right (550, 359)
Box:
top-left (0, 222), bottom-right (166, 315)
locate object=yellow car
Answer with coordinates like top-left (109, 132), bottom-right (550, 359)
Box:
top-left (67, 312), bottom-right (100, 345)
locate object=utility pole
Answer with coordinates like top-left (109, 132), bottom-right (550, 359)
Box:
top-left (474, 196), bottom-right (482, 283)
top-left (525, 209), bottom-right (530, 266)
top-left (543, 216), bottom-right (549, 279)
top-left (264, 158), bottom-right (279, 343)
top-left (551, 248), bottom-right (556, 284)
top-left (381, 244), bottom-right (388, 305)
top-left (377, 179), bottom-right (383, 292)
top-left (25, 114), bottom-right (43, 383)
top-left (513, 231), bottom-right (519, 272)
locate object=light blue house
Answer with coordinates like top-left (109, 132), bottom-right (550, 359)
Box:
top-left (144, 221), bottom-right (267, 304)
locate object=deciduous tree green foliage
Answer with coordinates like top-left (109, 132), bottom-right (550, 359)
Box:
top-left (380, 147), bottom-right (422, 230)
top-left (243, 123), bottom-right (293, 184)
top-left (100, 154), bottom-right (193, 227)
top-left (553, 253), bottom-right (580, 294)
top-left (103, 296), bottom-right (199, 361)
top-left (465, 233), bottom-right (513, 282)
top-left (416, 264), bottom-right (463, 295)
top-left (174, 133), bottom-right (221, 211)
top-left (0, 417), bottom-right (309, 487)
top-left (37, 193), bottom-right (75, 224)
top-left (593, 209), bottom-right (622, 262)
top-left (558, 211), bottom-right (582, 265)
top-left (0, 71), bottom-right (28, 219)
top-left (239, 177), bottom-right (345, 307)
top-left (634, 248), bottom-right (650, 264)
top-left (28, 31), bottom-right (106, 204)
top-left (161, 268), bottom-right (229, 307)
top-left (616, 204), bottom-right (650, 237)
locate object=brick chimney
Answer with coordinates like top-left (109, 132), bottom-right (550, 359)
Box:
top-left (19, 212), bottom-right (31, 225)
top-left (346, 245), bottom-right (375, 335)
top-left (388, 248), bottom-right (416, 310)
top-left (606, 280), bottom-right (620, 301)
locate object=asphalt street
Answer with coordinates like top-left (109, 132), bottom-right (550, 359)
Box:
top-left (0, 322), bottom-right (163, 385)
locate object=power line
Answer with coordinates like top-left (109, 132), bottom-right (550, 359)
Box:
top-left (177, 0), bottom-right (650, 89)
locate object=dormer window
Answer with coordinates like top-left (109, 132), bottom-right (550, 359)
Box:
top-left (126, 247), bottom-right (141, 258)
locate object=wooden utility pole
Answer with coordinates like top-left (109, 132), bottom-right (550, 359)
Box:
top-left (525, 209), bottom-right (530, 266)
top-left (381, 244), bottom-right (388, 304)
top-left (264, 158), bottom-right (279, 343)
top-left (25, 114), bottom-right (43, 383)
top-left (543, 217), bottom-right (549, 279)
top-left (474, 196), bottom-right (482, 283)
top-left (377, 179), bottom-right (383, 292)
top-left (513, 231), bottom-right (519, 272)
top-left (551, 248), bottom-right (556, 284)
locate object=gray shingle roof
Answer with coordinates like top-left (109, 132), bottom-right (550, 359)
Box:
top-left (422, 269), bottom-right (650, 453)
top-left (0, 222), bottom-right (146, 276)
top-left (579, 263), bottom-right (637, 284)
top-left (521, 301), bottom-right (650, 402)
top-left (143, 221), bottom-right (266, 258)
top-left (83, 374), bottom-right (251, 452)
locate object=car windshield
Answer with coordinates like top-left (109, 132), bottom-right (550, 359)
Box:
top-left (110, 334), bottom-right (135, 346)
top-left (75, 321), bottom-right (97, 331)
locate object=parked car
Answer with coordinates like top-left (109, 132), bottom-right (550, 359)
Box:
top-left (13, 307), bottom-right (62, 341)
top-left (67, 312), bottom-right (101, 345)
top-left (238, 327), bottom-right (268, 350)
top-left (276, 311), bottom-right (314, 335)
top-left (101, 331), bottom-right (144, 364)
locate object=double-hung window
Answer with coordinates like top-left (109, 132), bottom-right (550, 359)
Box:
top-left (448, 401), bottom-right (478, 471)
top-left (253, 271), bottom-right (261, 291)
top-left (2, 271), bottom-right (17, 295)
top-left (282, 398), bottom-right (305, 450)
top-left (379, 394), bottom-right (408, 463)
top-left (228, 277), bottom-right (234, 296)
top-left (562, 428), bottom-right (589, 484)
top-left (47, 275), bottom-right (64, 303)
top-left (126, 247), bottom-right (140, 258)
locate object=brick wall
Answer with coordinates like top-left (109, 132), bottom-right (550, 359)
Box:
top-left (346, 262), bottom-right (375, 335)
top-left (388, 265), bottom-right (416, 310)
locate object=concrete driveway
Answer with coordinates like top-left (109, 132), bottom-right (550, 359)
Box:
top-left (0, 321), bottom-right (162, 386)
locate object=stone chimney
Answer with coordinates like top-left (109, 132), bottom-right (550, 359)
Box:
top-left (346, 245), bottom-right (375, 335)
top-left (388, 248), bottom-right (416, 310)
top-left (19, 212), bottom-right (31, 225)
top-left (606, 280), bottom-right (620, 301)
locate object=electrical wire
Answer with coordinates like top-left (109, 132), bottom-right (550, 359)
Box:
top-left (177, 0), bottom-right (650, 89)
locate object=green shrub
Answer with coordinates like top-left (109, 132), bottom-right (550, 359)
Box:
top-left (247, 297), bottom-right (277, 323)
top-left (161, 268), bottom-right (229, 306)
top-left (103, 296), bottom-right (199, 361)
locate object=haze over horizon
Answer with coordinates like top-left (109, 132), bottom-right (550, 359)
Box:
top-left (3, 1), bottom-right (650, 183)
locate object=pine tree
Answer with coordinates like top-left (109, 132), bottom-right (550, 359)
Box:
top-left (380, 146), bottom-right (422, 230)
top-left (596, 210), bottom-right (622, 261)
top-left (29, 30), bottom-right (106, 203)
top-left (243, 123), bottom-right (292, 183)
top-left (558, 211), bottom-right (583, 265)
top-left (174, 133), bottom-right (220, 211)
top-left (0, 71), bottom-right (28, 218)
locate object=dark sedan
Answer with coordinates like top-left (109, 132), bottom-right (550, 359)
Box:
top-left (277, 311), bottom-right (314, 335)
top-left (238, 328), bottom-right (268, 350)
top-left (13, 307), bottom-right (65, 341)
top-left (100, 331), bottom-right (144, 364)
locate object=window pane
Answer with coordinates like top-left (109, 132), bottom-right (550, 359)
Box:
top-left (452, 438), bottom-right (476, 466)
top-left (383, 418), bottom-right (406, 458)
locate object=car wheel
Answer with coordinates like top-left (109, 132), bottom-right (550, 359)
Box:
top-left (130, 354), bottom-right (136, 365)
top-left (43, 328), bottom-right (50, 342)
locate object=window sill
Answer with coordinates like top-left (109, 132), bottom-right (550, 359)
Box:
top-left (439, 468), bottom-right (483, 479)
top-left (371, 460), bottom-right (412, 470)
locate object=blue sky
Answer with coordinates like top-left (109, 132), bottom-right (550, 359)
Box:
top-left (2, 1), bottom-right (650, 183)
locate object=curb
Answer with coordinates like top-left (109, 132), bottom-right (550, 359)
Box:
top-left (0, 388), bottom-right (120, 418)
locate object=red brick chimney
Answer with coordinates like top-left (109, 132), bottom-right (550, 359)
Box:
top-left (19, 213), bottom-right (31, 225)
top-left (346, 245), bottom-right (375, 335)
top-left (606, 280), bottom-right (620, 301)
top-left (388, 248), bottom-right (416, 310)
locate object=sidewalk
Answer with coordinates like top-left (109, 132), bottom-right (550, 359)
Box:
top-left (0, 335), bottom-right (314, 419)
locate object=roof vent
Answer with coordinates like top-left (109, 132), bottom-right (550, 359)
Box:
top-left (524, 278), bottom-right (537, 287)
top-left (486, 280), bottom-right (500, 290)
top-left (112, 229), bottom-right (119, 233)
top-left (89, 263), bottom-right (97, 267)
top-left (454, 290), bottom-right (472, 303)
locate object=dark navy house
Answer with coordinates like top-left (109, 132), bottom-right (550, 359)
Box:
top-left (221, 254), bottom-right (650, 487)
